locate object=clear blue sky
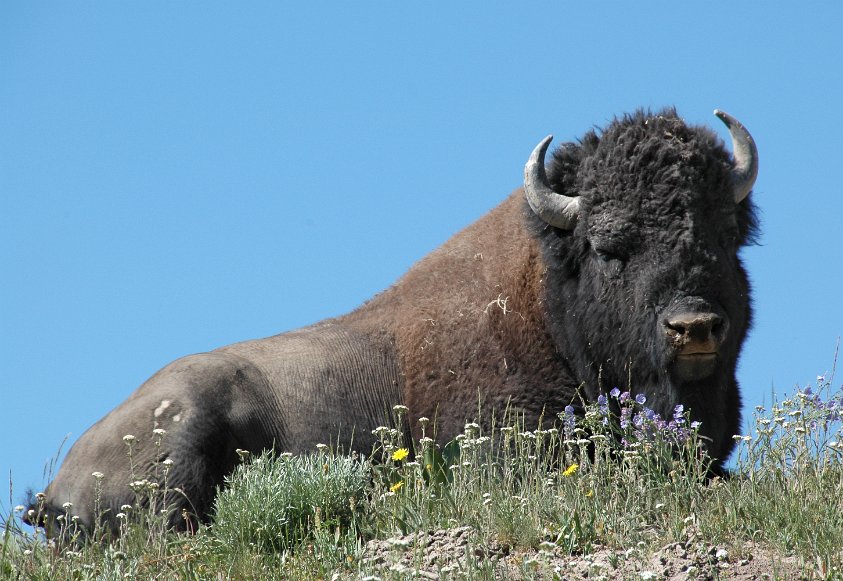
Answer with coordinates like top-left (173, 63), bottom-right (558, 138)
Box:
top-left (2, 3), bottom-right (841, 511)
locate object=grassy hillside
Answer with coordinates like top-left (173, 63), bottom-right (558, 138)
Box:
top-left (3, 375), bottom-right (842, 580)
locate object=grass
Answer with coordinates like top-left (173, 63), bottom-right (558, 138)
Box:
top-left (3, 372), bottom-right (843, 579)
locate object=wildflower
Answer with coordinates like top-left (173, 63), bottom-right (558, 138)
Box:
top-left (152, 428), bottom-right (166, 437)
top-left (14, 505), bottom-right (24, 513)
top-left (35, 492), bottom-right (46, 501)
top-left (391, 448), bottom-right (409, 461)
top-left (562, 463), bottom-right (579, 477)
top-left (62, 502), bottom-right (73, 510)
top-left (392, 404), bottom-right (409, 414)
top-left (120, 504), bottom-right (133, 512)
top-left (91, 471), bottom-right (104, 480)
top-left (690, 420), bottom-right (701, 429)
top-left (390, 481), bottom-right (404, 493)
top-left (122, 434), bottom-right (136, 443)
top-left (584, 489), bottom-right (594, 497)
top-left (610, 387), bottom-right (621, 398)
top-left (315, 443), bottom-right (328, 451)
top-left (635, 393), bottom-right (647, 405)
top-left (564, 405), bottom-right (575, 415)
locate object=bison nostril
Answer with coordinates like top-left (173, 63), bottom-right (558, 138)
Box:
top-left (665, 322), bottom-right (686, 337)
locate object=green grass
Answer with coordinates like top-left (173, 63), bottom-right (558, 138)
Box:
top-left (3, 373), bottom-right (843, 579)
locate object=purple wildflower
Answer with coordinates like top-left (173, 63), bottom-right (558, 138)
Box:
top-left (635, 393), bottom-right (647, 405)
top-left (619, 391), bottom-right (631, 404)
top-left (561, 404), bottom-right (576, 435)
top-left (610, 387), bottom-right (621, 398)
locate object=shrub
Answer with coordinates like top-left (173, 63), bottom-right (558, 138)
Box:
top-left (211, 450), bottom-right (369, 553)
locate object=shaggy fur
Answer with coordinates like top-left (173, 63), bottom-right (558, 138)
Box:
top-left (27, 108), bottom-right (758, 535)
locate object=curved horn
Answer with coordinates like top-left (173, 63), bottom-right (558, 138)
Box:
top-left (523, 135), bottom-right (580, 230)
top-left (714, 109), bottom-right (758, 203)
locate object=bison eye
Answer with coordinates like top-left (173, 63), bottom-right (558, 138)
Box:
top-left (594, 248), bottom-right (623, 263)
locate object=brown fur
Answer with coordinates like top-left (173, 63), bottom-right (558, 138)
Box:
top-left (342, 191), bottom-right (574, 442)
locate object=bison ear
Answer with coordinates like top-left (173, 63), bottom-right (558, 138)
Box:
top-left (523, 135), bottom-right (581, 231)
top-left (714, 110), bottom-right (758, 204)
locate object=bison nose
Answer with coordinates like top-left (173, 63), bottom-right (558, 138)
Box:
top-left (664, 312), bottom-right (727, 352)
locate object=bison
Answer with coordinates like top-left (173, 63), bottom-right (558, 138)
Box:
top-left (26, 108), bottom-right (759, 536)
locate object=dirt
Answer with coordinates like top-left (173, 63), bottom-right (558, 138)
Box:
top-left (357, 526), bottom-right (824, 580)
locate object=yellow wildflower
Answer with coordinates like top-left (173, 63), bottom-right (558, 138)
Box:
top-left (562, 463), bottom-right (579, 477)
top-left (391, 448), bottom-right (409, 462)
top-left (584, 489), bottom-right (594, 497)
top-left (390, 481), bottom-right (404, 493)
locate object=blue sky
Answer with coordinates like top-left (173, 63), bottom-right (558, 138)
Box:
top-left (2, 3), bottom-right (841, 511)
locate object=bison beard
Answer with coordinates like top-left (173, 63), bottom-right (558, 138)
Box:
top-left (26, 108), bottom-right (759, 536)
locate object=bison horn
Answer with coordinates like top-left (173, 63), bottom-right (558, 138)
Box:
top-left (714, 109), bottom-right (758, 204)
top-left (523, 135), bottom-right (580, 230)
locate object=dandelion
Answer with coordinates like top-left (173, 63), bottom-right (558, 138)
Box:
top-left (562, 463), bottom-right (579, 477)
top-left (391, 448), bottom-right (409, 461)
top-left (389, 481), bottom-right (404, 493)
